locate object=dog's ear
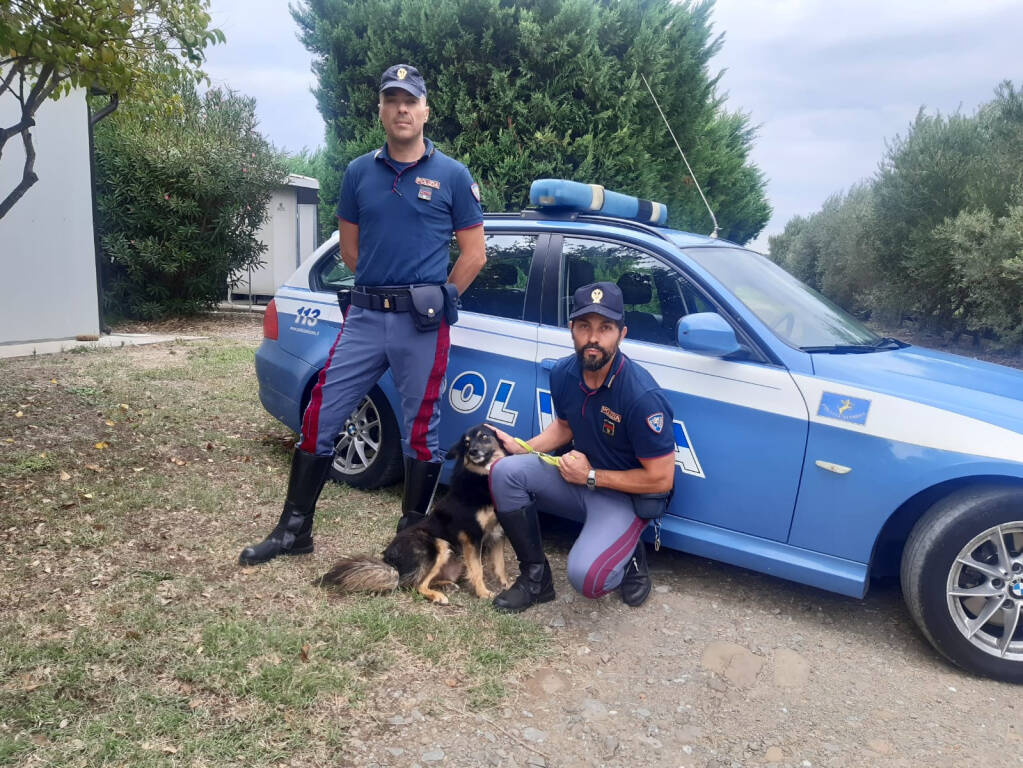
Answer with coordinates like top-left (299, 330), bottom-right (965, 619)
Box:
top-left (447, 432), bottom-right (469, 458)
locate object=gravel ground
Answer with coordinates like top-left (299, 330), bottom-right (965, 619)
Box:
top-left (109, 311), bottom-right (1023, 768)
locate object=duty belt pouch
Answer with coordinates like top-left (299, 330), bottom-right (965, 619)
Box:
top-left (442, 282), bottom-right (460, 326)
top-left (336, 288), bottom-right (352, 313)
top-left (631, 490), bottom-right (672, 520)
top-left (408, 284), bottom-right (445, 332)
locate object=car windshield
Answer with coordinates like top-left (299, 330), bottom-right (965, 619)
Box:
top-left (676, 243), bottom-right (881, 350)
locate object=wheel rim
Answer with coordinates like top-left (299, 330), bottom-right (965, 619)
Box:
top-left (946, 522), bottom-right (1023, 661)
top-left (332, 396), bottom-right (382, 476)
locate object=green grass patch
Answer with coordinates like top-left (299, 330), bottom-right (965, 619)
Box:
top-left (0, 328), bottom-right (553, 766)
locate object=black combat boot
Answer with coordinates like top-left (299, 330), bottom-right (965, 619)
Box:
top-left (395, 456), bottom-right (442, 532)
top-left (493, 502), bottom-right (556, 612)
top-left (619, 540), bottom-right (651, 607)
top-left (238, 449), bottom-right (332, 565)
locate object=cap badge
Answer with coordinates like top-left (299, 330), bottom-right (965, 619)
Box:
top-left (397, 67), bottom-right (408, 80)
top-left (591, 288), bottom-right (604, 304)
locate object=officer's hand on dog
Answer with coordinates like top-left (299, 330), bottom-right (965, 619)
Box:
top-left (558, 450), bottom-right (592, 485)
top-left (488, 425), bottom-right (526, 455)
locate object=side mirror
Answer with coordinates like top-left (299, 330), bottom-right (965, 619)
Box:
top-left (676, 312), bottom-right (742, 357)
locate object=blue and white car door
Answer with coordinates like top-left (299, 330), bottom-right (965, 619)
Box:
top-left (546, 235), bottom-right (810, 542)
top-left (439, 233), bottom-right (542, 450)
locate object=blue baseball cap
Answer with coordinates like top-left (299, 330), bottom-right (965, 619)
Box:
top-left (379, 64), bottom-right (426, 99)
top-left (569, 281), bottom-right (624, 323)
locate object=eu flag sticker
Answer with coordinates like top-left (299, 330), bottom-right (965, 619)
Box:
top-left (818, 392), bottom-right (870, 425)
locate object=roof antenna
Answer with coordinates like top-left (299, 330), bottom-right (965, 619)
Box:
top-left (641, 73), bottom-right (720, 239)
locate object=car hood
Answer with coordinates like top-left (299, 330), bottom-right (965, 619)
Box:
top-left (810, 345), bottom-right (1023, 435)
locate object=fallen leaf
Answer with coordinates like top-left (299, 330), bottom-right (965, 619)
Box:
top-left (94, 442), bottom-right (108, 450)
top-left (50, 379), bottom-right (57, 384)
top-left (60, 501), bottom-right (76, 509)
top-left (85, 464), bottom-right (103, 473)
top-left (22, 683), bottom-right (41, 692)
top-left (125, 630), bottom-right (141, 640)
top-left (15, 411), bottom-right (23, 418)
top-left (81, 493), bottom-right (94, 500)
top-left (132, 467), bottom-right (145, 472)
top-left (59, 471), bottom-right (71, 481)
top-left (444, 678), bottom-right (458, 688)
top-left (118, 403), bottom-right (129, 411)
top-left (161, 746), bottom-right (178, 755)
top-left (105, 420), bottom-right (115, 427)
top-left (300, 644), bottom-right (311, 662)
top-left (188, 698), bottom-right (202, 710)
top-left (427, 634), bottom-right (435, 641)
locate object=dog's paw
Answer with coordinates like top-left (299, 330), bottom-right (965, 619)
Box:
top-left (476, 588), bottom-right (495, 600)
top-left (431, 593), bottom-right (450, 605)
top-left (498, 577), bottom-right (512, 590)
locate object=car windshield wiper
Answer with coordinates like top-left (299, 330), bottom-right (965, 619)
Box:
top-left (800, 337), bottom-right (909, 354)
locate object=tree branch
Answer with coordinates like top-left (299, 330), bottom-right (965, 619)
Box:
top-left (0, 127), bottom-right (40, 221)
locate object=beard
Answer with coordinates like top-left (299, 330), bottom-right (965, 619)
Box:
top-left (575, 342), bottom-right (615, 372)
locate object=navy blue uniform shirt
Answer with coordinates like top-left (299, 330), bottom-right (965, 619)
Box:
top-left (336, 139), bottom-right (483, 286)
top-left (550, 350), bottom-right (676, 471)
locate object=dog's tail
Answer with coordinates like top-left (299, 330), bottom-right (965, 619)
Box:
top-left (315, 557), bottom-right (399, 594)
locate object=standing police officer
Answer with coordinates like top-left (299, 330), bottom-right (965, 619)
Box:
top-left (488, 282), bottom-right (676, 610)
top-left (240, 64), bottom-right (486, 566)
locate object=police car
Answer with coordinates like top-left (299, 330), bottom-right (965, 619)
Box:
top-left (255, 179), bottom-right (1023, 682)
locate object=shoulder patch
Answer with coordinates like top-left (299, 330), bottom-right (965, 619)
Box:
top-left (646, 412), bottom-right (664, 433)
top-left (470, 183), bottom-right (481, 202)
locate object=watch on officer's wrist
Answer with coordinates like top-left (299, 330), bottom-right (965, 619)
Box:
top-left (586, 469), bottom-right (597, 490)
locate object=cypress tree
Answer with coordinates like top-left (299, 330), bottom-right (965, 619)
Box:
top-left (293, 0), bottom-right (770, 243)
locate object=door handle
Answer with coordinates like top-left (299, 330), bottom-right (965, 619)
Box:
top-left (541, 358), bottom-right (558, 371)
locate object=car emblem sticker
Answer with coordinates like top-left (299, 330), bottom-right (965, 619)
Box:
top-left (591, 288), bottom-right (604, 303)
top-left (646, 412), bottom-right (664, 433)
top-left (818, 392), bottom-right (870, 425)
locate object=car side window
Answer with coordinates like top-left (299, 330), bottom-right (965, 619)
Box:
top-left (559, 237), bottom-right (714, 347)
top-left (316, 246), bottom-right (354, 290)
top-left (449, 234), bottom-right (536, 320)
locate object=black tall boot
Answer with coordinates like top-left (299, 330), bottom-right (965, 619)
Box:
top-left (238, 449), bottom-right (332, 565)
top-left (395, 456), bottom-right (441, 532)
top-left (619, 540), bottom-right (651, 607)
top-left (492, 502), bottom-right (555, 612)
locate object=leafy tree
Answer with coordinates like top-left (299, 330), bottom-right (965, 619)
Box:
top-left (95, 73), bottom-right (287, 319)
top-left (0, 0), bottom-right (224, 220)
top-left (292, 0), bottom-right (770, 243)
top-left (770, 80), bottom-right (1023, 344)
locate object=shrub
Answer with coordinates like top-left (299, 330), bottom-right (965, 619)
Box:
top-left (95, 76), bottom-right (287, 319)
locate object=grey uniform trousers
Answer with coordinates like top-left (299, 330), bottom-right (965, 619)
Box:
top-left (489, 454), bottom-right (647, 597)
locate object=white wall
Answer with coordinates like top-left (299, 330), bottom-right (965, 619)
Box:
top-left (0, 87), bottom-right (99, 345)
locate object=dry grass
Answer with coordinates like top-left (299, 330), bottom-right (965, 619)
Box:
top-left (0, 316), bottom-right (547, 767)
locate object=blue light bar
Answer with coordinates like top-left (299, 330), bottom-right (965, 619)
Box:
top-left (529, 179), bottom-right (668, 226)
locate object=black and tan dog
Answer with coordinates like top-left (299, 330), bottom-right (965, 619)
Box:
top-left (317, 424), bottom-right (510, 604)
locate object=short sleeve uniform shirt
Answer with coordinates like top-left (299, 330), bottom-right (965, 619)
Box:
top-left (336, 139), bottom-right (483, 286)
top-left (549, 350), bottom-right (676, 471)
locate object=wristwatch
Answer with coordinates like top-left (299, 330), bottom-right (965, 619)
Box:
top-left (586, 469), bottom-right (597, 491)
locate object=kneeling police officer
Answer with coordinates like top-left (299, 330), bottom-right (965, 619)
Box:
top-left (489, 281), bottom-right (676, 610)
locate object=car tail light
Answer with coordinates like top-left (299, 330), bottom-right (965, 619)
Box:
top-left (263, 299), bottom-right (279, 340)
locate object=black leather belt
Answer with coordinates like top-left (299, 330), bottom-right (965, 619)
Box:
top-left (350, 286), bottom-right (413, 312)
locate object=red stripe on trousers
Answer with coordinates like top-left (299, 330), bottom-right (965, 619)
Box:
top-left (582, 515), bottom-right (646, 598)
top-left (410, 320), bottom-right (450, 461)
top-left (298, 308), bottom-right (348, 454)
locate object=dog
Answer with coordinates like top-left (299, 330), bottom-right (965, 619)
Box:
top-left (317, 424), bottom-right (510, 604)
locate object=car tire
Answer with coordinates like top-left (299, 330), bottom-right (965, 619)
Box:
top-left (901, 485), bottom-right (1023, 683)
top-left (328, 387), bottom-right (403, 490)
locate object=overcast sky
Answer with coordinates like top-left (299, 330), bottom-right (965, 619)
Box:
top-left (202, 0), bottom-right (1021, 250)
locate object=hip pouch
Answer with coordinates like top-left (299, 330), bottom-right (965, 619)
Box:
top-left (442, 282), bottom-right (460, 326)
top-left (631, 489), bottom-right (672, 520)
top-left (409, 284), bottom-right (445, 332)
